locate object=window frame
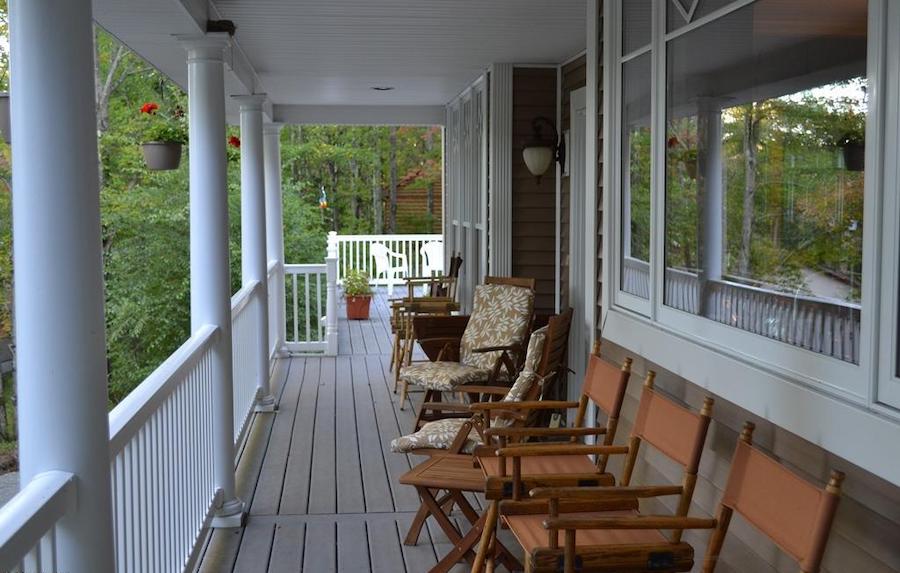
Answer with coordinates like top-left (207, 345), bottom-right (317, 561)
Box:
top-left (604, 0), bottom-right (898, 412)
top-left (610, 0), bottom-right (654, 316)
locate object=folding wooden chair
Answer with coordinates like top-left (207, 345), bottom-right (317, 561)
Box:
top-left (395, 309), bottom-right (572, 572)
top-left (401, 276), bottom-right (537, 430)
top-left (390, 252), bottom-right (463, 409)
top-left (480, 374), bottom-right (715, 573)
top-left (522, 421), bottom-right (844, 573)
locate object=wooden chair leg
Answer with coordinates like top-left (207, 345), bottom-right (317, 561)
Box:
top-left (471, 501), bottom-right (498, 573)
top-left (391, 332), bottom-right (400, 389)
top-left (399, 377), bottom-right (410, 411)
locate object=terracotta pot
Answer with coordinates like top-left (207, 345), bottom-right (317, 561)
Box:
top-left (142, 142), bottom-right (183, 171)
top-left (346, 295), bottom-right (372, 320)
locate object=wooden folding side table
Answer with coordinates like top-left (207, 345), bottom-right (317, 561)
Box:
top-left (400, 454), bottom-right (522, 573)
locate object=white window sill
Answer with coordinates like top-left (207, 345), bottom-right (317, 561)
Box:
top-left (602, 306), bottom-right (900, 487)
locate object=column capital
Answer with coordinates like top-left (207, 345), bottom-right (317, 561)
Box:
top-left (232, 94), bottom-right (268, 112)
top-left (263, 122), bottom-right (285, 135)
top-left (176, 32), bottom-right (231, 61)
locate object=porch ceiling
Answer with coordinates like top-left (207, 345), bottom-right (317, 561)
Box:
top-left (92, 0), bottom-right (587, 124)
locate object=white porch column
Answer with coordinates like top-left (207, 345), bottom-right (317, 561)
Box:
top-left (235, 95), bottom-right (276, 411)
top-left (180, 33), bottom-right (244, 528)
top-left (263, 123), bottom-right (287, 357)
top-left (697, 100), bottom-right (723, 317)
top-left (10, 0), bottom-right (115, 569)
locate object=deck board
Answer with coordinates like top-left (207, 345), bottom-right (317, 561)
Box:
top-left (197, 289), bottom-right (502, 572)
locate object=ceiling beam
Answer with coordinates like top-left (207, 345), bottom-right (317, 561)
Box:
top-left (273, 105), bottom-right (447, 126)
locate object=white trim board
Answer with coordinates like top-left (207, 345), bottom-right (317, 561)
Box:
top-left (603, 307), bottom-right (900, 488)
top-left (273, 105), bottom-right (446, 126)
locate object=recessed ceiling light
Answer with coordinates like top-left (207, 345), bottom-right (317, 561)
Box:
top-left (371, 86), bottom-right (395, 91)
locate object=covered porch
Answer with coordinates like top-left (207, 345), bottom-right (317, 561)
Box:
top-left (3, 0), bottom-right (900, 572)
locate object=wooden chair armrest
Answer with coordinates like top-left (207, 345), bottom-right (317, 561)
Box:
top-left (420, 402), bottom-right (473, 413)
top-left (543, 515), bottom-right (717, 531)
top-left (469, 400), bottom-right (579, 412)
top-left (529, 484), bottom-right (683, 501)
top-left (471, 344), bottom-right (522, 354)
top-left (496, 444), bottom-right (630, 458)
top-left (415, 336), bottom-right (463, 346)
top-left (458, 385), bottom-right (511, 396)
top-left (483, 427), bottom-right (607, 439)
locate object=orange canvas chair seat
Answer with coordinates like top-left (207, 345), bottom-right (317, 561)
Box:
top-left (482, 374), bottom-right (716, 573)
top-left (506, 510), bottom-right (668, 554)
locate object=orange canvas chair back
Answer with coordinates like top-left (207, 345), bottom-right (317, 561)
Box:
top-left (572, 346), bottom-right (632, 470)
top-left (703, 424), bottom-right (844, 573)
top-left (622, 376), bottom-right (713, 483)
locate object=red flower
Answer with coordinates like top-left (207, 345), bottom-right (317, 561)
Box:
top-left (140, 102), bottom-right (159, 115)
top-left (667, 135), bottom-right (679, 148)
top-left (228, 135), bottom-right (241, 148)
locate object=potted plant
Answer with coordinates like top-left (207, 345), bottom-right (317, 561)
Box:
top-left (344, 269), bottom-right (373, 320)
top-left (139, 102), bottom-right (187, 170)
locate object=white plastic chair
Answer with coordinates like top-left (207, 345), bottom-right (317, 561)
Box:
top-left (371, 243), bottom-right (409, 295)
top-left (420, 242), bottom-right (444, 277)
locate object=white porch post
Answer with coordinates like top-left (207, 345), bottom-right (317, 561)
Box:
top-left (235, 95), bottom-right (276, 411)
top-left (326, 237), bottom-right (339, 356)
top-left (263, 123), bottom-right (287, 357)
top-left (10, 0), bottom-right (116, 569)
top-left (180, 33), bottom-right (244, 527)
top-left (697, 100), bottom-right (724, 317)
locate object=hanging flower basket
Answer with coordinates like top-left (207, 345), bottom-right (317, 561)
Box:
top-left (141, 142), bottom-right (183, 171)
top-left (138, 101), bottom-right (187, 171)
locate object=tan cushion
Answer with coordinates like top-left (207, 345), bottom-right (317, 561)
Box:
top-left (390, 418), bottom-right (481, 454)
top-left (399, 361), bottom-right (491, 392)
top-left (460, 284), bottom-right (534, 371)
top-left (392, 328), bottom-right (549, 455)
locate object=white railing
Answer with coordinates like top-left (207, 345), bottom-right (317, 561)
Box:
top-left (622, 257), bottom-right (861, 363)
top-left (267, 261), bottom-right (282, 360)
top-left (328, 232), bottom-right (443, 285)
top-left (622, 256), bottom-right (652, 298)
top-left (108, 325), bottom-right (221, 573)
top-left (231, 281), bottom-right (262, 445)
top-left (284, 261), bottom-right (337, 355)
top-left (0, 471), bottom-right (76, 573)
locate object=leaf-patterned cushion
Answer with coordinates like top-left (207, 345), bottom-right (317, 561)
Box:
top-left (399, 361), bottom-right (491, 392)
top-left (391, 327), bottom-right (548, 453)
top-left (390, 418), bottom-right (480, 454)
top-left (493, 326), bottom-right (547, 428)
top-left (460, 284), bottom-right (534, 372)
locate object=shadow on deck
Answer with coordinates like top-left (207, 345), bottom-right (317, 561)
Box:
top-left (195, 289), bottom-right (478, 572)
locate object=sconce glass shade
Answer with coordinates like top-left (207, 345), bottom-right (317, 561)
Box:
top-left (522, 145), bottom-right (554, 178)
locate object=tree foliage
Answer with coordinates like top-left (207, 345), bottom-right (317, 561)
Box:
top-left (0, 23), bottom-right (442, 403)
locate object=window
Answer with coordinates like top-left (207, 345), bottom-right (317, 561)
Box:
top-left (619, 0), bottom-right (653, 302)
top-left (607, 0), bottom-right (889, 404)
top-left (621, 54), bottom-right (652, 299)
top-left (664, 0), bottom-right (867, 363)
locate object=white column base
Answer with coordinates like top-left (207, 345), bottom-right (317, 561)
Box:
top-left (255, 394), bottom-right (277, 412)
top-left (211, 497), bottom-right (246, 529)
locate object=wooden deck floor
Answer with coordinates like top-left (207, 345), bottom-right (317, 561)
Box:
top-left (195, 290), bottom-right (481, 573)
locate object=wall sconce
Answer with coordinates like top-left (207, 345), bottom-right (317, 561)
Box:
top-left (522, 116), bottom-right (565, 184)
